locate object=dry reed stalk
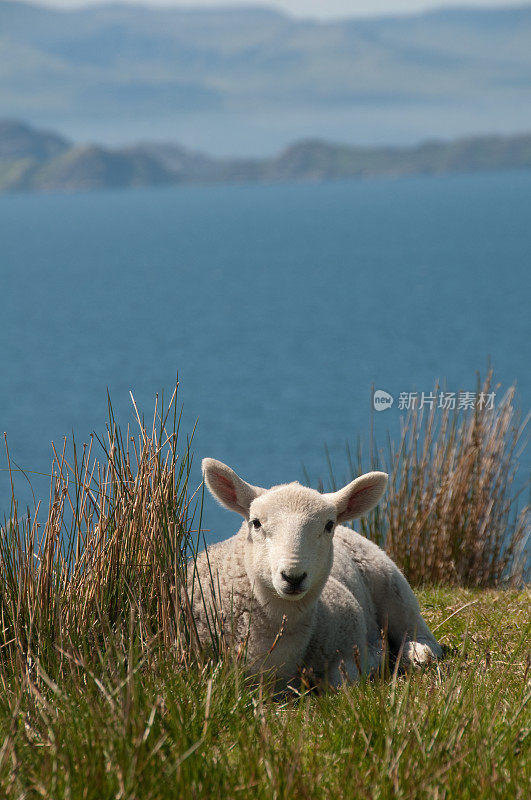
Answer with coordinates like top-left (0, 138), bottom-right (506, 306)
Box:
top-left (356, 370), bottom-right (529, 587)
top-left (0, 384), bottom-right (218, 679)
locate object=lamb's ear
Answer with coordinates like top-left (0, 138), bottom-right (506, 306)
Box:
top-left (326, 471), bottom-right (388, 523)
top-left (202, 458), bottom-right (264, 519)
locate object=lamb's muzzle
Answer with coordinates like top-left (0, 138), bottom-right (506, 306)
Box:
top-left (280, 570), bottom-right (307, 594)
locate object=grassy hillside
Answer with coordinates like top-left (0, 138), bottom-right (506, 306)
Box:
top-left (0, 381), bottom-right (528, 797)
top-left (0, 588), bottom-right (528, 798)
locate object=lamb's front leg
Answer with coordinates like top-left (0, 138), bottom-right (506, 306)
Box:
top-left (305, 578), bottom-right (378, 688)
top-left (380, 566), bottom-right (443, 667)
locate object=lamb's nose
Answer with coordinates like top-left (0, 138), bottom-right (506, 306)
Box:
top-left (281, 571), bottom-right (307, 590)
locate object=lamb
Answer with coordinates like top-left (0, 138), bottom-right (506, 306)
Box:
top-left (189, 458), bottom-right (443, 689)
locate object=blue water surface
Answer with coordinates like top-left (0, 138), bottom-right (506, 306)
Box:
top-left (1, 171), bottom-right (530, 543)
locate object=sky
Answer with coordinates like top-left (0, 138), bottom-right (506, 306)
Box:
top-left (16, 0), bottom-right (531, 21)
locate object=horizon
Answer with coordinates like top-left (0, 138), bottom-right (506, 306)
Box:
top-left (4, 117), bottom-right (531, 155)
top-left (6, 0), bottom-right (531, 21)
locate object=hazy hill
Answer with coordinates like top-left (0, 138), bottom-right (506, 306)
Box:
top-left (0, 119), bottom-right (69, 162)
top-left (1, 2), bottom-right (531, 154)
top-left (2, 120), bottom-right (531, 192)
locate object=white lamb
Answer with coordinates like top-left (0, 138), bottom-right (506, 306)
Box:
top-left (189, 458), bottom-right (442, 689)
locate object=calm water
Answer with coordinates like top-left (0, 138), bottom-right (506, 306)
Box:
top-left (1, 172), bottom-right (530, 543)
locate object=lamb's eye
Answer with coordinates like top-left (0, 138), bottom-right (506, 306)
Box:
top-left (325, 520), bottom-right (334, 533)
top-left (251, 518), bottom-right (261, 529)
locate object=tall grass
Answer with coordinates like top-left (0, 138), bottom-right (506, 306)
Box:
top-left (345, 370), bottom-right (529, 587)
top-left (0, 384), bottom-right (208, 678)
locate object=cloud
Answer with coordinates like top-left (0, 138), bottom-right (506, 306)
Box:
top-left (22, 0), bottom-right (531, 22)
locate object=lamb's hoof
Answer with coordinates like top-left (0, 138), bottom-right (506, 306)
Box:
top-left (402, 642), bottom-right (438, 669)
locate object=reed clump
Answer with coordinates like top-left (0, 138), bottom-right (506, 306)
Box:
top-left (0, 385), bottom-right (214, 680)
top-left (350, 370), bottom-right (529, 587)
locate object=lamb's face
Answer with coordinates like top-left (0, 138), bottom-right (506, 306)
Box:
top-left (246, 486), bottom-right (336, 601)
top-left (202, 457), bottom-right (388, 604)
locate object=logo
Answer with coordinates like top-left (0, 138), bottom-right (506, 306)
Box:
top-left (373, 389), bottom-right (394, 411)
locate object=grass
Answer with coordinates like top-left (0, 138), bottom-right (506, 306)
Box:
top-left (0, 588), bottom-right (528, 799)
top-left (0, 379), bottom-right (529, 798)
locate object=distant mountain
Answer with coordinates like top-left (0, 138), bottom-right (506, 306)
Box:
top-left (2, 120), bottom-right (531, 193)
top-left (0, 119), bottom-right (69, 162)
top-left (1, 2), bottom-right (531, 154)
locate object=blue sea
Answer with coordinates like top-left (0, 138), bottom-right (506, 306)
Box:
top-left (1, 171), bottom-right (530, 544)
